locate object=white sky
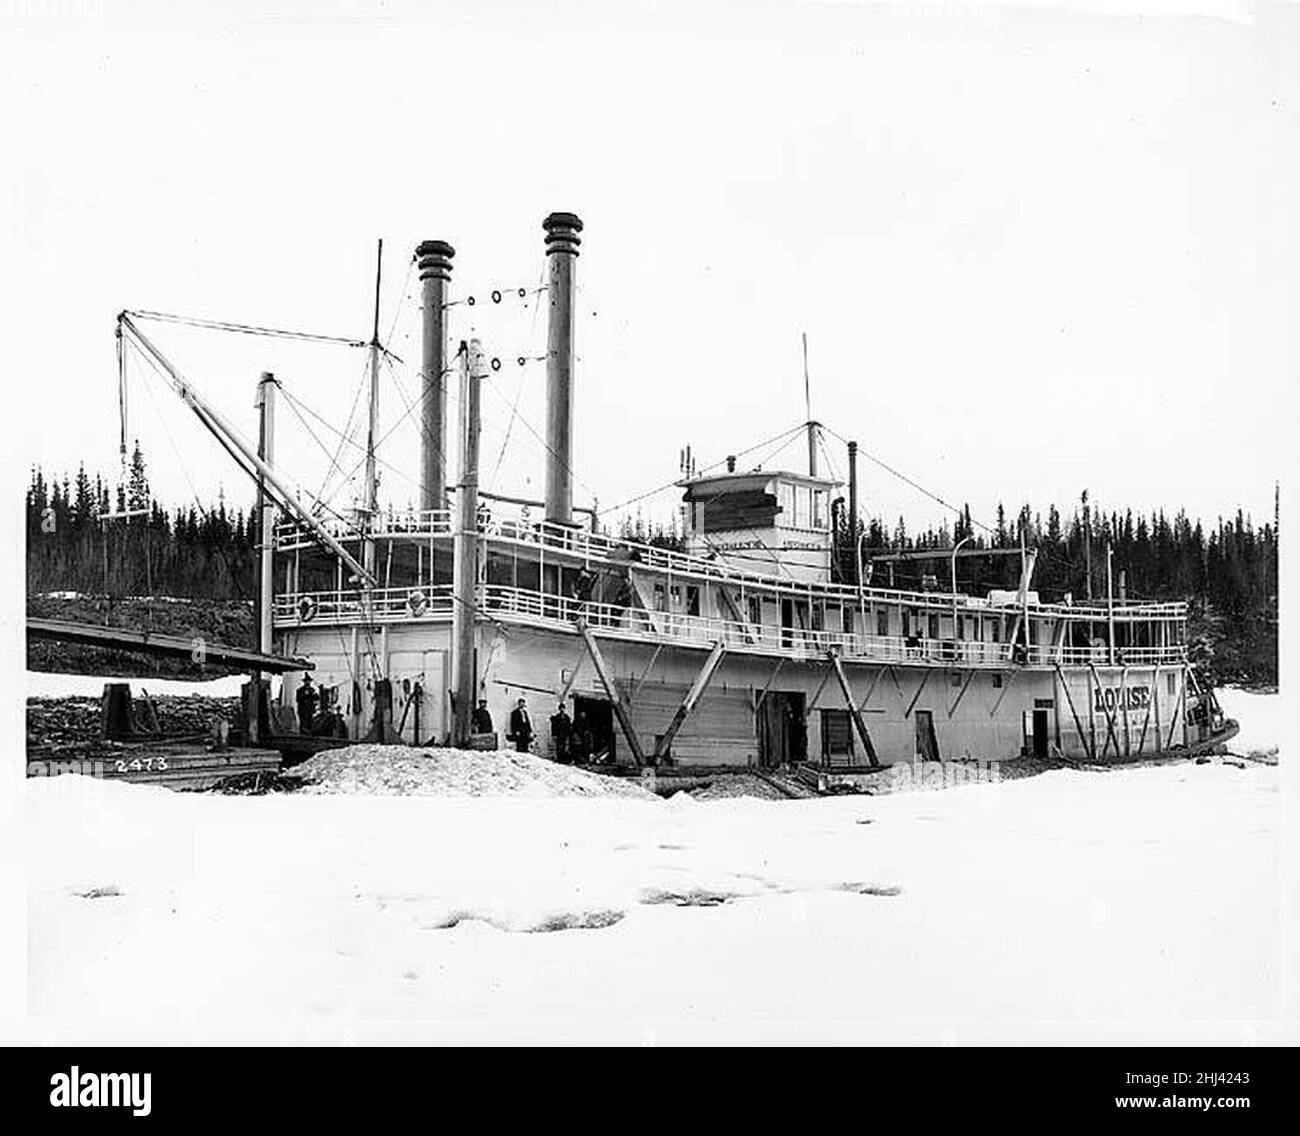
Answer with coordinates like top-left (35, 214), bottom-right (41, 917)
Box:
top-left (4, 0), bottom-right (1297, 538)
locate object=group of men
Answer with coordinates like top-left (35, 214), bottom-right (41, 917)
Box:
top-left (471, 696), bottom-right (605, 764)
top-left (296, 677), bottom-right (604, 763)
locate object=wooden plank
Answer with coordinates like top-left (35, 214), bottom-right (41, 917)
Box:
top-left (575, 619), bottom-right (646, 767)
top-left (829, 651), bottom-right (879, 768)
top-left (27, 618), bottom-right (312, 673)
top-left (653, 641), bottom-right (727, 760)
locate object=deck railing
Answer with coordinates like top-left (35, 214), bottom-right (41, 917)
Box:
top-left (273, 583), bottom-right (1188, 668)
top-left (274, 509), bottom-right (1187, 623)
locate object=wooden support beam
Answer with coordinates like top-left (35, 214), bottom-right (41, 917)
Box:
top-left (989, 668), bottom-right (1018, 717)
top-left (886, 665), bottom-right (906, 703)
top-left (716, 587), bottom-right (756, 645)
top-left (576, 619), bottom-right (646, 767)
top-left (904, 667), bottom-right (933, 719)
top-left (1152, 665), bottom-right (1163, 753)
top-left (1089, 664), bottom-right (1121, 759)
top-left (859, 666), bottom-right (886, 712)
top-left (948, 668), bottom-right (976, 718)
top-left (1055, 663), bottom-right (1094, 761)
top-left (557, 651), bottom-right (586, 703)
top-left (1166, 666), bottom-right (1186, 750)
top-left (629, 643), bottom-right (664, 706)
top-left (1135, 665), bottom-right (1155, 754)
top-left (751, 657), bottom-right (786, 711)
top-left (806, 662), bottom-right (835, 714)
top-left (1119, 665), bottom-right (1132, 757)
top-left (654, 641), bottom-right (727, 761)
top-left (829, 651), bottom-right (879, 768)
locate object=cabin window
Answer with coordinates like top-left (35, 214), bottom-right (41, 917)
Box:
top-left (992, 673), bottom-right (1003, 688)
top-left (991, 621), bottom-right (1001, 643)
top-left (778, 482), bottom-right (795, 525)
top-left (653, 583), bottom-right (666, 612)
top-left (811, 603), bottom-right (823, 632)
top-left (876, 609), bottom-right (889, 637)
top-left (1167, 673), bottom-right (1176, 696)
top-left (794, 486), bottom-right (810, 528)
top-left (812, 489), bottom-right (829, 529)
top-left (686, 585), bottom-right (700, 617)
top-left (669, 585), bottom-right (682, 607)
top-left (747, 596), bottom-right (762, 626)
top-left (842, 606), bottom-right (855, 635)
top-left (928, 613), bottom-right (940, 640)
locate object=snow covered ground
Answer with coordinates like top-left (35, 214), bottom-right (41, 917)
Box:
top-left (1218, 686), bottom-right (1284, 759)
top-left (21, 693), bottom-right (1286, 1044)
top-left (27, 670), bottom-right (270, 700)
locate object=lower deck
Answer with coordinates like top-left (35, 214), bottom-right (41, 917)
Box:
top-left (276, 618), bottom-right (1211, 769)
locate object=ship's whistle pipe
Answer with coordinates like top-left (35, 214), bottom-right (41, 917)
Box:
top-left (543, 212), bottom-right (582, 526)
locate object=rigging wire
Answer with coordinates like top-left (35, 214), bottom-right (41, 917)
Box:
top-left (487, 259), bottom-right (549, 492)
top-left (597, 420), bottom-right (808, 520)
top-left (126, 309), bottom-right (367, 348)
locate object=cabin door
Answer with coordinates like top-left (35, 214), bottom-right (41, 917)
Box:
top-left (1031, 706), bottom-right (1050, 758)
top-left (572, 695), bottom-right (616, 763)
top-left (758, 692), bottom-right (805, 768)
top-left (914, 709), bottom-right (940, 762)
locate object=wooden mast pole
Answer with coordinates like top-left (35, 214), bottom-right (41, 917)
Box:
top-left (450, 339), bottom-right (483, 746)
top-left (363, 238), bottom-right (383, 584)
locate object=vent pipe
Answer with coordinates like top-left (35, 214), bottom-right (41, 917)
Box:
top-left (416, 239), bottom-right (455, 512)
top-left (543, 212), bottom-right (583, 525)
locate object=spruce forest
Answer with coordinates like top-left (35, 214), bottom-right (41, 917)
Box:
top-left (27, 447), bottom-right (1278, 687)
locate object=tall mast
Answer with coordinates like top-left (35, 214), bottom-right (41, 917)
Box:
top-left (363, 238), bottom-right (383, 579)
top-left (803, 331), bottom-right (818, 477)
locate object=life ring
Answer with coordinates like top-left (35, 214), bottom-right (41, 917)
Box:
top-left (297, 595), bottom-right (318, 622)
top-left (407, 589), bottom-right (429, 617)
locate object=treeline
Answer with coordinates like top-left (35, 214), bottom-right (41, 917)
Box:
top-left (834, 496), bottom-right (1277, 620)
top-left (27, 451), bottom-right (1277, 684)
top-left (26, 446), bottom-right (259, 601)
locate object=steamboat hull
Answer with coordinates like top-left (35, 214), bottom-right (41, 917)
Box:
top-left (276, 600), bottom-right (1213, 769)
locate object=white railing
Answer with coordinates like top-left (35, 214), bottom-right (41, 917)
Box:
top-left (272, 582), bottom-right (1188, 668)
top-left (274, 509), bottom-right (1188, 625)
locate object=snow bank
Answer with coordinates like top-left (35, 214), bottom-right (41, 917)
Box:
top-left (23, 755), bottom-right (1280, 1041)
top-left (27, 670), bottom-right (271, 700)
top-left (1217, 686), bottom-right (1285, 758)
top-left (289, 744), bottom-right (659, 800)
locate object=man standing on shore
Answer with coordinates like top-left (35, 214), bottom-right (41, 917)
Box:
top-left (507, 697), bottom-right (533, 753)
top-left (549, 703), bottom-right (573, 763)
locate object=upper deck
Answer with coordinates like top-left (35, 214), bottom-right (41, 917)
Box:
top-left (272, 507), bottom-right (1189, 669)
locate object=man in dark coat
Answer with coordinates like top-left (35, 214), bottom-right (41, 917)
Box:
top-left (295, 676), bottom-right (318, 734)
top-left (471, 699), bottom-right (494, 734)
top-left (549, 703), bottom-right (572, 763)
top-left (507, 698), bottom-right (533, 753)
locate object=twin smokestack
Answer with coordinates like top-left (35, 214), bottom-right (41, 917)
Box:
top-left (415, 212), bottom-right (583, 526)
